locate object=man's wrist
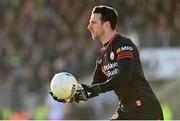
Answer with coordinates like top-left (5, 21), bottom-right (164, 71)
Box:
top-left (92, 84), bottom-right (101, 94)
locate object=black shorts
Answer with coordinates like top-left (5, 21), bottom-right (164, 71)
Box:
top-left (111, 101), bottom-right (164, 120)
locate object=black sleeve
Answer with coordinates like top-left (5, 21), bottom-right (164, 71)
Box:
top-left (92, 63), bottom-right (107, 85)
top-left (98, 58), bottom-right (133, 93)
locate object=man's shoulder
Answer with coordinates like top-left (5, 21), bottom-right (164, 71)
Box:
top-left (117, 34), bottom-right (132, 43)
top-left (115, 34), bottom-right (134, 47)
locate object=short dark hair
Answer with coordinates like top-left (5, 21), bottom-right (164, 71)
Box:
top-left (92, 5), bottom-right (118, 30)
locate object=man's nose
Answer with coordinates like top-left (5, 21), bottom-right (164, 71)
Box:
top-left (87, 24), bottom-right (91, 31)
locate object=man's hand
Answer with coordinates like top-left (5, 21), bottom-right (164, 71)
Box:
top-left (71, 84), bottom-right (102, 102)
top-left (49, 84), bottom-right (101, 103)
top-left (81, 84), bottom-right (101, 98)
top-left (73, 89), bottom-right (88, 103)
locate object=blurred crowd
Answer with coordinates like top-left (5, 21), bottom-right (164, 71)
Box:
top-left (0, 0), bottom-right (180, 119)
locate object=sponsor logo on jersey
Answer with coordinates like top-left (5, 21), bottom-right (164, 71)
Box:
top-left (107, 68), bottom-right (118, 77)
top-left (103, 62), bottom-right (119, 77)
top-left (120, 46), bottom-right (133, 51)
top-left (103, 62), bottom-right (118, 71)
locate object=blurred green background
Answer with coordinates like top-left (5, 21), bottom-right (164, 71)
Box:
top-left (0, 0), bottom-right (180, 120)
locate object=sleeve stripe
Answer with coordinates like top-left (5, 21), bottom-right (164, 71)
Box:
top-left (118, 53), bottom-right (133, 57)
top-left (118, 55), bottom-right (133, 59)
top-left (118, 51), bottom-right (133, 59)
top-left (118, 54), bottom-right (133, 57)
top-left (118, 53), bottom-right (133, 56)
top-left (118, 51), bottom-right (133, 54)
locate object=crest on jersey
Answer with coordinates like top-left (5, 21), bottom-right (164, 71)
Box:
top-left (110, 51), bottom-right (115, 60)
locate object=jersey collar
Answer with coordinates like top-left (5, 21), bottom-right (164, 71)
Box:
top-left (103, 33), bottom-right (118, 50)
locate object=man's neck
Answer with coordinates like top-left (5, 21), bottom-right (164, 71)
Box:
top-left (101, 30), bottom-right (117, 45)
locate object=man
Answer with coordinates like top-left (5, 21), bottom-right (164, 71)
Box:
top-left (50, 5), bottom-right (164, 120)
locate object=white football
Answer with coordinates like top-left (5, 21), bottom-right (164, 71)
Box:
top-left (50, 72), bottom-right (78, 100)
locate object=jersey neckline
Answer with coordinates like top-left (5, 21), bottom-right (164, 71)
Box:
top-left (103, 33), bottom-right (119, 51)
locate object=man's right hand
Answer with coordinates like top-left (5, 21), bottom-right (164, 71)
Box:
top-left (74, 89), bottom-right (88, 103)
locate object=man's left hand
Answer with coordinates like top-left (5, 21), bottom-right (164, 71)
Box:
top-left (81, 84), bottom-right (101, 98)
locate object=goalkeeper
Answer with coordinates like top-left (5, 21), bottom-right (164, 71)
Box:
top-left (50, 5), bottom-right (164, 120)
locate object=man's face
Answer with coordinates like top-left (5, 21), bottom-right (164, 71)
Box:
top-left (87, 13), bottom-right (104, 40)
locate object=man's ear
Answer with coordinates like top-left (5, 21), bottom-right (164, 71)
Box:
top-left (103, 21), bottom-right (111, 30)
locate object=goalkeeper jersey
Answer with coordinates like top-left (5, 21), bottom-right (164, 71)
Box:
top-left (92, 33), bottom-right (160, 112)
